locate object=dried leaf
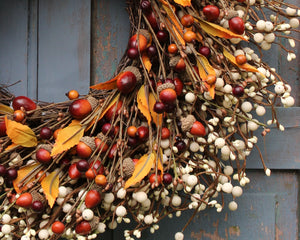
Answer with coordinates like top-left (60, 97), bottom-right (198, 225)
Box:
top-left (197, 20), bottom-right (247, 41)
top-left (125, 153), bottom-right (155, 189)
top-left (13, 163), bottom-right (41, 193)
top-left (4, 116), bottom-right (37, 147)
top-left (157, 148), bottom-right (164, 176)
top-left (142, 54), bottom-right (152, 73)
top-left (41, 171), bottom-right (59, 208)
top-left (51, 122), bottom-right (85, 156)
top-left (149, 93), bottom-right (162, 127)
top-left (90, 73), bottom-right (121, 90)
top-left (174, 0), bottom-right (191, 7)
top-left (0, 104), bottom-right (13, 114)
top-left (99, 94), bottom-right (120, 120)
top-left (223, 49), bottom-right (265, 77)
top-left (5, 143), bottom-right (18, 151)
top-left (137, 85), bottom-right (152, 125)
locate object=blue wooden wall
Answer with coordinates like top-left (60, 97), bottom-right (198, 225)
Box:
top-left (0, 0), bottom-right (299, 239)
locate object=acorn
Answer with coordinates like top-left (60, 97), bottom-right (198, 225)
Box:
top-left (169, 56), bottom-right (186, 72)
top-left (123, 157), bottom-right (135, 177)
top-left (76, 136), bottom-right (96, 158)
top-left (12, 96), bottom-right (37, 111)
top-left (105, 100), bottom-right (123, 121)
top-left (95, 133), bottom-right (109, 153)
top-left (75, 221), bottom-right (92, 235)
top-left (157, 82), bottom-right (177, 104)
top-left (128, 29), bottom-right (151, 52)
top-left (85, 189), bottom-right (101, 208)
top-left (69, 96), bottom-right (97, 120)
top-left (117, 66), bottom-right (141, 94)
top-left (36, 148), bottom-right (52, 164)
top-left (181, 115), bottom-right (206, 136)
top-left (68, 163), bottom-right (82, 179)
top-left (16, 192), bottom-right (33, 208)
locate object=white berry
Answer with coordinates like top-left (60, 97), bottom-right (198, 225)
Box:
top-left (97, 222), bottom-right (106, 233)
top-left (228, 201), bottom-right (238, 211)
top-left (253, 33), bottom-right (264, 43)
top-left (224, 166), bottom-right (234, 176)
top-left (256, 20), bottom-right (266, 30)
top-left (222, 182), bottom-right (233, 193)
top-left (241, 101), bottom-right (253, 112)
top-left (117, 188), bottom-right (126, 199)
top-left (82, 209), bottom-right (94, 221)
top-left (38, 229), bottom-right (49, 240)
top-left (1, 224), bottom-right (11, 234)
top-left (290, 18), bottom-right (299, 28)
top-left (264, 33), bottom-right (275, 43)
top-left (185, 92), bottom-right (196, 103)
top-left (58, 186), bottom-right (68, 198)
top-left (144, 214), bottom-right (154, 225)
top-left (175, 232), bottom-right (184, 240)
top-left (232, 186), bottom-right (243, 197)
top-left (116, 205), bottom-right (127, 217)
top-left (215, 138), bottom-right (225, 149)
top-left (1, 214), bottom-right (11, 224)
top-left (171, 195), bottom-right (182, 207)
top-left (256, 106), bottom-right (266, 116)
top-left (264, 21), bottom-right (274, 32)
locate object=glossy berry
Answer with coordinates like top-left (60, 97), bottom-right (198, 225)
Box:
top-left (229, 17), bottom-right (245, 35)
top-left (76, 142), bottom-right (92, 158)
top-left (164, 103), bottom-right (176, 113)
top-left (52, 221), bottom-right (65, 234)
top-left (163, 173), bottom-right (173, 185)
top-left (127, 126), bottom-right (138, 138)
top-left (232, 85), bottom-right (245, 97)
top-left (159, 88), bottom-right (177, 104)
top-left (13, 110), bottom-right (25, 122)
top-left (161, 127), bottom-right (170, 139)
top-left (149, 173), bottom-right (162, 185)
top-left (174, 78), bottom-right (183, 96)
top-left (85, 190), bottom-right (101, 208)
top-left (190, 121), bottom-right (206, 136)
top-left (181, 14), bottom-right (194, 27)
top-left (203, 5), bottom-right (220, 22)
top-left (32, 200), bottom-right (44, 212)
top-left (108, 143), bottom-right (118, 159)
top-left (137, 126), bottom-right (149, 141)
top-left (95, 174), bottom-right (107, 186)
top-left (16, 193), bottom-right (33, 208)
top-left (40, 127), bottom-right (53, 140)
top-left (12, 96), bottom-right (37, 111)
top-left (153, 101), bottom-right (165, 114)
top-left (205, 74), bottom-right (217, 85)
top-left (102, 123), bottom-right (115, 136)
top-left (174, 58), bottom-right (186, 72)
top-left (68, 163), bottom-right (81, 179)
top-left (75, 221), bottom-right (91, 235)
top-left (95, 138), bottom-right (109, 153)
top-left (69, 99), bottom-right (92, 120)
top-left (67, 89), bottom-right (79, 100)
top-left (0, 164), bottom-right (7, 176)
top-left (199, 46), bottom-right (211, 57)
top-left (128, 34), bottom-right (148, 52)
top-left (105, 100), bottom-right (123, 121)
top-left (174, 140), bottom-right (186, 153)
top-left (36, 148), bottom-right (52, 164)
top-left (140, 0), bottom-right (152, 13)
top-left (117, 71), bottom-right (137, 94)
top-left (147, 45), bottom-right (157, 57)
top-left (146, 11), bottom-right (159, 31)
top-left (127, 137), bottom-right (138, 147)
top-left (0, 121), bottom-right (6, 137)
top-left (156, 30), bottom-right (169, 43)
top-left (6, 168), bottom-right (17, 180)
top-left (168, 44), bottom-right (178, 54)
top-left (183, 30), bottom-right (196, 43)
top-left (127, 47), bottom-right (139, 59)
top-left (76, 159), bottom-right (89, 172)
top-left (235, 55), bottom-right (247, 65)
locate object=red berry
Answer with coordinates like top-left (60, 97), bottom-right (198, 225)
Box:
top-left (32, 200), bottom-right (44, 212)
top-left (153, 101), bottom-right (165, 114)
top-left (52, 221), bottom-right (65, 234)
top-left (102, 123), bottom-right (115, 136)
top-left (75, 221), bottom-right (92, 235)
top-left (40, 127), bottom-right (53, 140)
top-left (174, 140), bottom-right (186, 153)
top-left (127, 137), bottom-right (138, 147)
top-left (198, 46), bottom-right (211, 57)
top-left (76, 159), bottom-right (89, 172)
top-left (190, 121), bottom-right (206, 136)
top-left (6, 168), bottom-right (17, 180)
top-left (85, 190), bottom-right (101, 208)
top-left (12, 96), bottom-right (36, 111)
top-left (159, 88), bottom-right (177, 104)
top-left (163, 173), bottom-right (173, 185)
top-left (128, 34), bottom-right (148, 52)
top-left (232, 85), bottom-right (244, 97)
top-left (0, 164), bottom-right (7, 176)
top-left (16, 193), bottom-right (33, 208)
top-left (181, 14), bottom-right (194, 27)
top-left (69, 99), bottom-right (92, 120)
top-left (105, 100), bottom-right (123, 121)
top-left (108, 143), bottom-right (118, 159)
top-left (36, 148), bottom-right (52, 164)
top-left (68, 163), bottom-right (81, 179)
top-left (149, 173), bottom-right (162, 185)
top-left (127, 47), bottom-right (139, 59)
top-left (174, 78), bottom-right (183, 96)
top-left (161, 127), bottom-right (170, 139)
top-left (137, 126), bottom-right (149, 141)
top-left (146, 11), bottom-right (158, 31)
top-left (147, 45), bottom-right (157, 57)
top-left (76, 142), bottom-right (92, 158)
top-left (156, 30), bottom-right (169, 43)
top-left (0, 121), bottom-right (6, 137)
top-left (140, 0), bottom-right (152, 13)
top-left (229, 17), bottom-right (245, 35)
top-left (117, 71), bottom-right (137, 94)
top-left (203, 5), bottom-right (220, 22)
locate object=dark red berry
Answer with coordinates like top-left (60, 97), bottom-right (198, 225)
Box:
top-left (76, 159), bottom-right (89, 172)
top-left (7, 168), bottom-right (18, 180)
top-left (164, 78), bottom-right (174, 84)
top-left (32, 200), bottom-right (44, 212)
top-left (140, 0), bottom-right (152, 13)
top-left (146, 12), bottom-right (159, 32)
top-left (0, 121), bottom-right (6, 137)
top-left (164, 103), bottom-right (176, 113)
top-left (137, 126), bottom-right (149, 142)
top-left (174, 140), bottom-right (186, 153)
top-left (203, 5), bottom-right (220, 22)
top-left (127, 137), bottom-right (138, 147)
top-left (40, 127), bottom-right (53, 140)
top-left (232, 85), bottom-right (244, 97)
top-left (229, 17), bottom-right (245, 35)
top-left (147, 45), bottom-right (157, 57)
top-left (102, 123), bottom-right (115, 136)
top-left (156, 30), bottom-right (169, 43)
top-left (198, 46), bottom-right (211, 57)
top-left (153, 101), bottom-right (165, 114)
top-left (127, 47), bottom-right (139, 59)
top-left (163, 173), bottom-right (173, 185)
top-left (0, 165), bottom-right (7, 176)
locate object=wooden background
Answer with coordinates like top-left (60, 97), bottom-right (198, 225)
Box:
top-left (0, 0), bottom-right (299, 239)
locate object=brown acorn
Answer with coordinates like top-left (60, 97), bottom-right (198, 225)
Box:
top-left (157, 83), bottom-right (177, 104)
top-left (76, 136), bottom-right (96, 158)
top-left (181, 115), bottom-right (206, 136)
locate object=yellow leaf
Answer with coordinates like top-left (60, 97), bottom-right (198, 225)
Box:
top-left (197, 20), bottom-right (247, 41)
top-left (13, 163), bottom-right (41, 193)
top-left (174, 0), bottom-right (191, 7)
top-left (99, 94), bottom-right (120, 121)
top-left (4, 116), bottom-right (37, 147)
top-left (90, 73), bottom-right (121, 90)
top-left (137, 85), bottom-right (152, 125)
top-left (125, 153), bottom-right (155, 189)
top-left (5, 143), bottom-right (18, 151)
top-left (41, 171), bottom-right (59, 208)
top-left (142, 54), bottom-right (152, 73)
top-left (157, 148), bottom-right (164, 176)
top-left (51, 122), bottom-right (85, 156)
top-left (0, 104), bottom-right (13, 115)
top-left (149, 93), bottom-right (162, 127)
top-left (223, 49), bottom-right (265, 77)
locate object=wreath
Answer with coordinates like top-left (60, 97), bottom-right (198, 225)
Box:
top-left (0, 0), bottom-right (299, 239)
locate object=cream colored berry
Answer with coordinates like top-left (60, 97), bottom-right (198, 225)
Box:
top-left (274, 84), bottom-right (285, 94)
top-left (228, 201), bottom-right (238, 211)
top-left (117, 188), bottom-right (126, 199)
top-left (286, 7), bottom-right (297, 16)
top-left (256, 20), bottom-right (266, 30)
top-left (215, 138), bottom-right (225, 149)
top-left (189, 142), bottom-right (200, 152)
top-left (38, 229), bottom-right (50, 240)
top-left (187, 175), bottom-right (198, 187)
top-left (144, 214), bottom-right (154, 225)
top-left (58, 186), bottom-right (68, 198)
top-left (1, 224), bottom-right (11, 234)
top-left (82, 209), bottom-right (94, 221)
top-left (232, 186), bottom-right (243, 197)
top-left (222, 182), bottom-right (233, 193)
top-left (1, 214), bottom-right (11, 224)
top-left (116, 205), bottom-right (127, 217)
top-left (256, 106), bottom-right (266, 116)
top-left (241, 101), bottom-right (252, 112)
top-left (261, 41), bottom-right (271, 51)
top-left (185, 92), bottom-right (196, 103)
top-left (134, 192), bottom-right (148, 203)
top-left (253, 33), bottom-right (264, 43)
top-left (224, 166), bottom-right (234, 176)
top-left (171, 195), bottom-right (182, 207)
top-left (175, 232), bottom-right (184, 240)
top-left (264, 21), bottom-right (274, 32)
top-left (97, 222), bottom-right (106, 233)
top-left (290, 18), bottom-right (299, 28)
top-left (248, 121), bottom-right (259, 131)
top-left (265, 33), bottom-right (275, 43)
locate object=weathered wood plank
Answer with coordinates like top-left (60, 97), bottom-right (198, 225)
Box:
top-left (0, 0), bottom-right (28, 97)
top-left (38, 0), bottom-right (91, 102)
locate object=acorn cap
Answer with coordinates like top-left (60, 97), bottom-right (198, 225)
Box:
top-left (181, 115), bottom-right (196, 132)
top-left (123, 157), bottom-right (135, 177)
top-left (224, 10), bottom-right (239, 20)
top-left (9, 152), bottom-right (22, 167)
top-left (87, 96), bottom-right (98, 110)
top-left (90, 216), bottom-right (100, 230)
top-left (157, 82), bottom-right (176, 95)
top-left (37, 144), bottom-right (53, 152)
top-left (123, 66), bottom-right (142, 82)
top-left (31, 190), bottom-right (47, 206)
top-left (80, 136), bottom-right (96, 151)
top-left (138, 29), bottom-right (151, 43)
top-left (169, 56), bottom-right (181, 68)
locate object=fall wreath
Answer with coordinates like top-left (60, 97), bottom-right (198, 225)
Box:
top-left (0, 0), bottom-right (299, 239)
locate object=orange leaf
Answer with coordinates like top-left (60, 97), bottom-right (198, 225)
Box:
top-left (223, 49), bottom-right (265, 77)
top-left (4, 116), bottom-right (37, 147)
top-left (51, 122), bottom-right (85, 156)
top-left (157, 148), bottom-right (164, 176)
top-left (142, 54), bottom-right (152, 73)
top-left (98, 94), bottom-right (120, 121)
top-left (197, 20), bottom-right (247, 41)
top-left (90, 73), bottom-right (121, 90)
top-left (0, 104), bottom-right (13, 115)
top-left (137, 85), bottom-right (152, 126)
top-left (125, 153), bottom-right (155, 189)
top-left (5, 143), bottom-right (18, 151)
top-left (174, 0), bottom-right (191, 7)
top-left (13, 163), bottom-right (41, 193)
top-left (41, 171), bottom-right (59, 208)
top-left (149, 93), bottom-right (162, 127)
